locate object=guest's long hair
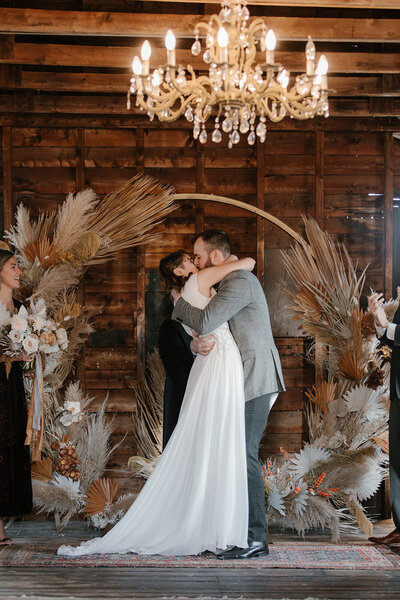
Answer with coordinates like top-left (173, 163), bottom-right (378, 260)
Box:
top-left (159, 249), bottom-right (189, 292)
top-left (0, 242), bottom-right (15, 287)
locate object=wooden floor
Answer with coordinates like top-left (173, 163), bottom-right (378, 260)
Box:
top-left (1, 520), bottom-right (400, 600)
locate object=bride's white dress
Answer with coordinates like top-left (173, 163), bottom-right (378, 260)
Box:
top-left (58, 273), bottom-right (248, 556)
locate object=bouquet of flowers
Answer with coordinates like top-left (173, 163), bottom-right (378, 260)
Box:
top-left (0, 298), bottom-right (68, 366)
top-left (0, 298), bottom-right (69, 461)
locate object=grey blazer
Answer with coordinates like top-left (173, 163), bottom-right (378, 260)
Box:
top-left (172, 270), bottom-right (285, 402)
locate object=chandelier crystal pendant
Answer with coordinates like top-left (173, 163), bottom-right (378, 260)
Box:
top-left (127, 0), bottom-right (329, 147)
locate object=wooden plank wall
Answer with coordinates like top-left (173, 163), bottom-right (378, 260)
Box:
top-left (0, 122), bottom-right (398, 491)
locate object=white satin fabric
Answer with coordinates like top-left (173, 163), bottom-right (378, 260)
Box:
top-left (58, 273), bottom-right (248, 556)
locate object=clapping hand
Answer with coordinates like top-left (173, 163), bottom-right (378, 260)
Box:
top-left (368, 292), bottom-right (389, 328)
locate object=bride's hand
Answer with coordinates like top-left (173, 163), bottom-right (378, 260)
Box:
top-left (242, 257), bottom-right (256, 271)
top-left (226, 254), bottom-right (239, 263)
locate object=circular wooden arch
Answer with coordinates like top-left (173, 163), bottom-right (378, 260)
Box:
top-left (172, 193), bottom-right (303, 245)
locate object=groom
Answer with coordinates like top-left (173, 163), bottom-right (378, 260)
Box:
top-left (172, 229), bottom-right (285, 559)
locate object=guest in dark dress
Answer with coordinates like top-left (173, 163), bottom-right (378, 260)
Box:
top-left (0, 244), bottom-right (32, 546)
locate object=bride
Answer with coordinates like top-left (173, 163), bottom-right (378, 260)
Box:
top-left (58, 251), bottom-right (255, 556)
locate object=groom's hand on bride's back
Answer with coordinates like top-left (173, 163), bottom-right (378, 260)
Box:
top-left (190, 332), bottom-right (215, 356)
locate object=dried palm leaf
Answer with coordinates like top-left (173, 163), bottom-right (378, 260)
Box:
top-left (305, 380), bottom-right (338, 413)
top-left (83, 477), bottom-right (119, 516)
top-left (23, 237), bottom-right (61, 269)
top-left (337, 348), bottom-right (365, 381)
top-left (373, 431), bottom-right (389, 455)
top-left (31, 456), bottom-right (54, 482)
top-left (86, 174), bottom-right (176, 264)
top-left (29, 264), bottom-right (81, 304)
top-left (56, 232), bottom-right (101, 267)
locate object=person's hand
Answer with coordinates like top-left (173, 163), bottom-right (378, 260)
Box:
top-left (170, 288), bottom-right (181, 303)
top-left (368, 292), bottom-right (389, 328)
top-left (226, 254), bottom-right (239, 262)
top-left (190, 332), bottom-right (215, 356)
top-left (242, 257), bottom-right (256, 271)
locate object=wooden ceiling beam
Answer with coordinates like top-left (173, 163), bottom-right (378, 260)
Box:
top-left (0, 42), bottom-right (399, 74)
top-left (0, 113), bottom-right (398, 131)
top-left (1, 92), bottom-right (399, 117)
top-left (2, 70), bottom-right (400, 97)
top-left (1, 8), bottom-right (399, 42)
top-left (138, 0), bottom-right (400, 7)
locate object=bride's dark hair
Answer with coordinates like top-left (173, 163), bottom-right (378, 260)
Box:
top-left (159, 249), bottom-right (189, 292)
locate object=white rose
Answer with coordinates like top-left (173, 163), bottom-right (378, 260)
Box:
top-left (11, 314), bottom-right (28, 332)
top-left (8, 329), bottom-right (24, 343)
top-left (22, 334), bottom-right (39, 355)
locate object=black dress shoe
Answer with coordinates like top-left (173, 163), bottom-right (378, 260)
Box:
top-left (218, 541), bottom-right (269, 560)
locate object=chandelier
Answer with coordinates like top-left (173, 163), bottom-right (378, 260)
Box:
top-left (127, 0), bottom-right (329, 147)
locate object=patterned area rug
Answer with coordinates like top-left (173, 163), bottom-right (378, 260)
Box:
top-left (0, 542), bottom-right (399, 569)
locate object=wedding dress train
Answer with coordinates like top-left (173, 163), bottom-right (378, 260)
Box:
top-left (58, 273), bottom-right (248, 556)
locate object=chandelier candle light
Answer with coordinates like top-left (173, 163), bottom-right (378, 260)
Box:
top-left (127, 0), bottom-right (329, 147)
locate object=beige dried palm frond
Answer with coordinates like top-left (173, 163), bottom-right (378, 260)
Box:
top-left (23, 237), bottom-right (61, 269)
top-left (305, 380), bottom-right (338, 413)
top-left (127, 455), bottom-right (157, 478)
top-left (31, 456), bottom-right (54, 482)
top-left (86, 174), bottom-right (176, 264)
top-left (53, 188), bottom-right (98, 252)
top-left (83, 477), bottom-right (119, 516)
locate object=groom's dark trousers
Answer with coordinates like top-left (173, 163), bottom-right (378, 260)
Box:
top-left (246, 392), bottom-right (276, 544)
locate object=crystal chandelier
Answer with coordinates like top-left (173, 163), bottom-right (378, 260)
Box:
top-left (127, 0), bottom-right (329, 147)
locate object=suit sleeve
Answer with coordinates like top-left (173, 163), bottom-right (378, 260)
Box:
top-left (158, 321), bottom-right (194, 380)
top-left (172, 271), bottom-right (251, 335)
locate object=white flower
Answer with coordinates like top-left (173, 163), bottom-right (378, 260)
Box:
top-left (22, 334), bottom-right (39, 354)
top-left (289, 444), bottom-right (331, 479)
top-left (43, 354), bottom-right (59, 376)
top-left (8, 329), bottom-right (24, 343)
top-left (59, 413), bottom-right (75, 427)
top-left (32, 315), bottom-right (46, 332)
top-left (56, 327), bottom-right (68, 349)
top-left (344, 384), bottom-right (387, 423)
top-left (65, 400), bottom-right (81, 415)
top-left (11, 313), bottom-right (28, 332)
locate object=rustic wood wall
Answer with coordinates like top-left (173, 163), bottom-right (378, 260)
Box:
top-left (1, 119), bottom-right (399, 492)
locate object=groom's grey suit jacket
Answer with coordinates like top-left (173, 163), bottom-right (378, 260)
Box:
top-left (172, 270), bottom-right (285, 402)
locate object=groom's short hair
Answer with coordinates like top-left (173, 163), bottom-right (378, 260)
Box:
top-left (195, 229), bottom-right (232, 258)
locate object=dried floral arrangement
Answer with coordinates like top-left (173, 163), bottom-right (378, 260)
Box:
top-left (121, 218), bottom-right (392, 542)
top-left (6, 174), bottom-right (175, 530)
top-left (262, 218), bottom-right (392, 541)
